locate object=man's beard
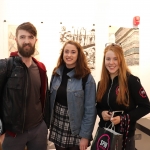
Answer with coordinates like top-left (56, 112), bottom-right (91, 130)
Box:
top-left (17, 43), bottom-right (35, 58)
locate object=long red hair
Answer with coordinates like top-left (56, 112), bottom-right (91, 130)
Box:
top-left (96, 44), bottom-right (131, 106)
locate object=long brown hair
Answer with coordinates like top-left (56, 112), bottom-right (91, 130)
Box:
top-left (96, 44), bottom-right (131, 106)
top-left (53, 40), bottom-right (91, 78)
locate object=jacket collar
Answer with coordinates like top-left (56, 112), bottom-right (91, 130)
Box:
top-left (10, 51), bottom-right (46, 71)
top-left (109, 75), bottom-right (118, 82)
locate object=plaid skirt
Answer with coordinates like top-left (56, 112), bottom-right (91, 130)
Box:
top-left (49, 102), bottom-right (80, 148)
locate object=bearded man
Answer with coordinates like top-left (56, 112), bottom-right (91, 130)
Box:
top-left (0, 22), bottom-right (48, 150)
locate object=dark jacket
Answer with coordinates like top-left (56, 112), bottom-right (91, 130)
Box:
top-left (96, 74), bottom-right (150, 137)
top-left (0, 52), bottom-right (48, 134)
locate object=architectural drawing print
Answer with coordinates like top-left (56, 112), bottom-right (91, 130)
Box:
top-left (109, 26), bottom-right (139, 66)
top-left (59, 25), bottom-right (96, 71)
top-left (8, 25), bottom-right (17, 53)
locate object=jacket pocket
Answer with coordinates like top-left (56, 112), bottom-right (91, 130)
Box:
top-left (74, 90), bottom-right (84, 98)
top-left (7, 68), bottom-right (24, 89)
top-left (73, 90), bottom-right (84, 107)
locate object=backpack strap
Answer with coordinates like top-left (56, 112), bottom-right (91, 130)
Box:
top-left (82, 74), bottom-right (89, 90)
top-left (6, 57), bottom-right (14, 78)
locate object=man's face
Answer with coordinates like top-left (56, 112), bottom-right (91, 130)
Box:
top-left (15, 30), bottom-right (37, 57)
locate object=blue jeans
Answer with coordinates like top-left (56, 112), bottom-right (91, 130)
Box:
top-left (2, 121), bottom-right (48, 150)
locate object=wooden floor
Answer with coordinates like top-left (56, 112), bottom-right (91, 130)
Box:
top-left (135, 118), bottom-right (150, 150)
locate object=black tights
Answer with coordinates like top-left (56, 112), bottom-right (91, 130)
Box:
top-left (55, 144), bottom-right (80, 150)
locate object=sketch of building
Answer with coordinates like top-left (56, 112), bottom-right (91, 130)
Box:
top-left (115, 27), bottom-right (139, 66)
top-left (59, 25), bottom-right (96, 70)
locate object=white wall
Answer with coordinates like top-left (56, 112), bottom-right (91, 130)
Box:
top-left (1, 0), bottom-right (98, 79)
top-left (1, 0), bottom-right (148, 85)
top-left (0, 0), bottom-right (150, 149)
top-left (98, 0), bottom-right (150, 119)
top-left (0, 0), bottom-right (149, 109)
top-left (0, 0), bottom-right (7, 58)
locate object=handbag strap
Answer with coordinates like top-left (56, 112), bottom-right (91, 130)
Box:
top-left (120, 114), bottom-right (130, 150)
top-left (107, 123), bottom-right (115, 131)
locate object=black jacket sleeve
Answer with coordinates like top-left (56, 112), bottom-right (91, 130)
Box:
top-left (43, 76), bottom-right (50, 129)
top-left (128, 75), bottom-right (150, 122)
top-left (0, 59), bottom-right (10, 134)
top-left (43, 75), bottom-right (54, 129)
top-left (0, 59), bottom-right (8, 95)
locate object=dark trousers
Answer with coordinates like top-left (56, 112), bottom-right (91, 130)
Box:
top-left (2, 121), bottom-right (48, 150)
top-left (125, 136), bottom-right (135, 150)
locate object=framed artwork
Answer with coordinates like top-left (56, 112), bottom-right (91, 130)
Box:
top-left (59, 23), bottom-right (96, 76)
top-left (108, 26), bottom-right (139, 66)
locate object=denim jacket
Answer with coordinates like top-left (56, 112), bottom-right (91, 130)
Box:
top-left (49, 65), bottom-right (96, 139)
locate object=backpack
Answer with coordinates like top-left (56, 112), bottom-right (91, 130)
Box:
top-left (0, 57), bottom-right (14, 135)
top-left (6, 57), bottom-right (14, 79)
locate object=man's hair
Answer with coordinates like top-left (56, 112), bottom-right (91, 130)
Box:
top-left (97, 44), bottom-right (131, 106)
top-left (16, 22), bottom-right (37, 37)
top-left (53, 40), bottom-right (91, 79)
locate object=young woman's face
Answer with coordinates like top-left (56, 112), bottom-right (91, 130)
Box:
top-left (105, 50), bottom-right (119, 79)
top-left (63, 44), bottom-right (78, 68)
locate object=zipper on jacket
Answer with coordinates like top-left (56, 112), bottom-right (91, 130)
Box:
top-left (107, 79), bottom-right (113, 111)
top-left (22, 66), bottom-right (28, 133)
top-left (105, 79), bottom-right (114, 128)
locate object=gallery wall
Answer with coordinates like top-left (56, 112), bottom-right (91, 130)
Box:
top-left (0, 0), bottom-right (150, 101)
top-left (0, 2), bottom-right (150, 148)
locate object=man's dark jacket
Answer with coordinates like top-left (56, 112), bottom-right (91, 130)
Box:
top-left (0, 51), bottom-right (49, 134)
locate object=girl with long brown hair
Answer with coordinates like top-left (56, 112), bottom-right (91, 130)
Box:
top-left (49, 40), bottom-right (96, 150)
